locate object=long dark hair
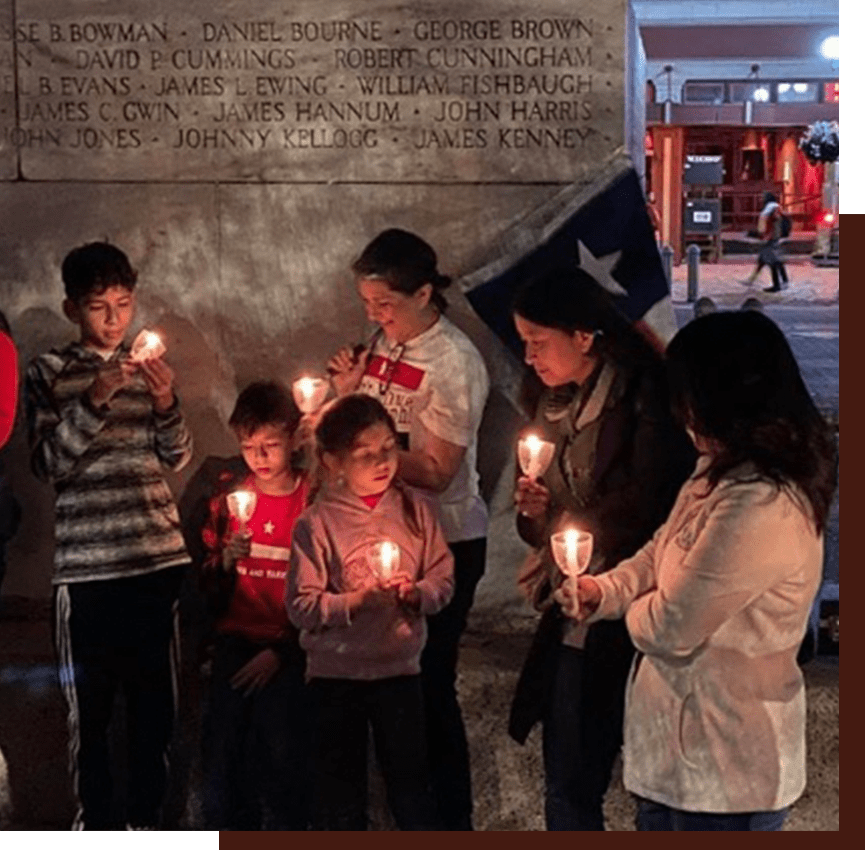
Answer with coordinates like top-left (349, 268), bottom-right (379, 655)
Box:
top-left (352, 228), bottom-right (452, 313)
top-left (512, 264), bottom-right (663, 372)
top-left (316, 393), bottom-right (420, 536)
top-left (666, 310), bottom-right (837, 533)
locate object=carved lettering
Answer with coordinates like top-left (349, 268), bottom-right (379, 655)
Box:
top-left (202, 21), bottom-right (283, 42)
top-left (287, 20), bottom-right (383, 42)
top-left (66, 22), bottom-right (168, 42)
top-left (69, 126), bottom-right (142, 147)
top-left (172, 127), bottom-right (271, 148)
top-left (282, 127), bottom-right (378, 148)
top-left (60, 76), bottom-right (132, 96)
top-left (355, 74), bottom-right (449, 96)
top-left (10, 3), bottom-right (623, 182)
top-left (294, 100), bottom-right (399, 122)
top-left (498, 126), bottom-right (594, 147)
top-left (432, 100), bottom-right (500, 122)
top-left (154, 76), bottom-right (225, 96)
top-left (214, 100), bottom-right (285, 122)
top-left (413, 127), bottom-right (488, 148)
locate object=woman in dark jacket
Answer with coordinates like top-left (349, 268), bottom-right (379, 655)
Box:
top-left (508, 266), bottom-right (694, 830)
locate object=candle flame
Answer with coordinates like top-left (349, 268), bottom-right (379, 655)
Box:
top-left (370, 540), bottom-right (399, 579)
top-left (524, 434), bottom-right (542, 452)
top-left (292, 376), bottom-right (328, 413)
top-left (296, 377), bottom-right (315, 400)
top-left (130, 328), bottom-right (166, 362)
top-left (565, 528), bottom-right (578, 567)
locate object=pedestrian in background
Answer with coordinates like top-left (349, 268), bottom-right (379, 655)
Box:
top-left (744, 191), bottom-right (789, 292)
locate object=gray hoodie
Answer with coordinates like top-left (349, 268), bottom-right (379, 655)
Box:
top-left (287, 482), bottom-right (454, 680)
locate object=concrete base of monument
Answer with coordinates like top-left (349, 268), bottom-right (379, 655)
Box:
top-left (0, 600), bottom-right (839, 831)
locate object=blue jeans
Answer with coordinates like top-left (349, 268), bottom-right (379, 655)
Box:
top-left (637, 798), bottom-right (790, 831)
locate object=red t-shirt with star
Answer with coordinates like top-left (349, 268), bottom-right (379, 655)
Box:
top-left (207, 475), bottom-right (309, 643)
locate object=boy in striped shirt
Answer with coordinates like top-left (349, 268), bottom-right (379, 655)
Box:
top-left (24, 241), bottom-right (193, 830)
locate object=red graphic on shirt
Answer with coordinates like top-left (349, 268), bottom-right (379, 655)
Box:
top-left (365, 355), bottom-right (425, 391)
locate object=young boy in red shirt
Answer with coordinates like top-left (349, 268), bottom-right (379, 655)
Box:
top-left (199, 380), bottom-right (311, 830)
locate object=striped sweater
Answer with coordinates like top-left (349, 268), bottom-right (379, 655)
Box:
top-left (24, 341), bottom-right (193, 584)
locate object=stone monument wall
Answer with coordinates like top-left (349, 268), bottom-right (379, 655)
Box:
top-left (0, 0), bottom-right (641, 601)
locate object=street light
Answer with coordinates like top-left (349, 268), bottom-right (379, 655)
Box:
top-left (820, 35), bottom-right (839, 61)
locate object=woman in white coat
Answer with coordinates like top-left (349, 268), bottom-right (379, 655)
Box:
top-left (566, 309), bottom-right (837, 830)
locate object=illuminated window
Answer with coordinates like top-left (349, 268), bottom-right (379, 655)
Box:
top-left (729, 82), bottom-right (772, 103)
top-left (824, 81), bottom-right (839, 103)
top-left (682, 82), bottom-right (725, 105)
top-left (777, 82), bottom-right (819, 103)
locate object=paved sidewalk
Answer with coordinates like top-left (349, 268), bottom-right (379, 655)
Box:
top-left (670, 260), bottom-right (839, 308)
top-left (0, 601), bottom-right (841, 831)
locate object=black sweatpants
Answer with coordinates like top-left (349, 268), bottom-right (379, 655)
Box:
top-left (53, 567), bottom-right (183, 830)
top-left (420, 536), bottom-right (486, 830)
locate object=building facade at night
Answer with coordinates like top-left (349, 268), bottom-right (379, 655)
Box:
top-left (635, 0), bottom-right (839, 261)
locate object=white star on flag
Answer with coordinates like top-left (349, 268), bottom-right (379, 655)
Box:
top-left (264, 521), bottom-right (275, 535)
top-left (576, 240), bottom-right (627, 296)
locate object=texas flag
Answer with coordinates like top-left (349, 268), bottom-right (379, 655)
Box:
top-left (460, 159), bottom-right (676, 360)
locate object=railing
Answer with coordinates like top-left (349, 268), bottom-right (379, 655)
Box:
top-left (718, 187), bottom-right (823, 232)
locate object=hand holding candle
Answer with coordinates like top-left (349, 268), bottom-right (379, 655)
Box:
top-left (550, 528), bottom-right (593, 618)
top-left (518, 433), bottom-right (555, 482)
top-left (130, 328), bottom-right (166, 363)
top-left (292, 376), bottom-right (329, 414)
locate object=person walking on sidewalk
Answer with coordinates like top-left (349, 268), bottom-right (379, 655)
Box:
top-left (744, 191), bottom-right (789, 292)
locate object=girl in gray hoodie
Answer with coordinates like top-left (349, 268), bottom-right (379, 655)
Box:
top-left (287, 394), bottom-right (454, 830)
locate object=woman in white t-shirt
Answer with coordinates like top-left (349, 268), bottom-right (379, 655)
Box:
top-left (328, 228), bottom-right (489, 830)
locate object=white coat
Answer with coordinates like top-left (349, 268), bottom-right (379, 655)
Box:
top-left (590, 456), bottom-right (822, 813)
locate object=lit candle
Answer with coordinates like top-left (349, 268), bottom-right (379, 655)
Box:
top-left (369, 540), bottom-right (400, 581)
top-left (517, 433), bottom-right (555, 481)
top-left (550, 527), bottom-right (593, 618)
top-left (292, 376), bottom-right (329, 414)
top-left (226, 489), bottom-right (257, 532)
top-left (130, 328), bottom-right (166, 363)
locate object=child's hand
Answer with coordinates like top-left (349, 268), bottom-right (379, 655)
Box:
top-left (327, 345), bottom-right (369, 397)
top-left (222, 530), bottom-right (251, 572)
top-left (359, 583), bottom-right (398, 610)
top-left (137, 357), bottom-right (176, 412)
top-left (515, 476), bottom-right (551, 519)
top-left (230, 648), bottom-right (280, 696)
top-left (386, 572), bottom-right (422, 614)
top-left (89, 360), bottom-right (136, 408)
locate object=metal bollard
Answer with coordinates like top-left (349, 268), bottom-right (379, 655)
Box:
top-left (660, 244), bottom-right (674, 288)
top-left (686, 244), bottom-right (700, 303)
